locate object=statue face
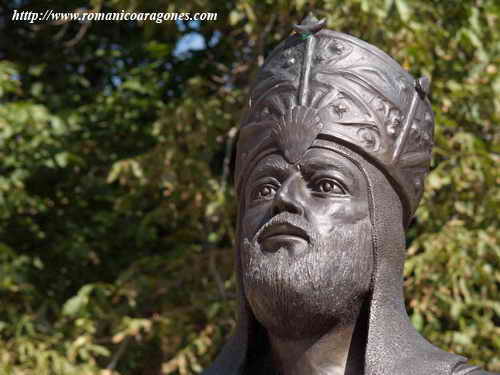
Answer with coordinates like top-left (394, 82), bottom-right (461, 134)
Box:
top-left (240, 146), bottom-right (374, 339)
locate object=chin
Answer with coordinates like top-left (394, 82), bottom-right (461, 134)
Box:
top-left (241, 218), bottom-right (374, 340)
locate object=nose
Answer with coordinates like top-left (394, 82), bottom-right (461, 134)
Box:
top-left (272, 171), bottom-right (306, 216)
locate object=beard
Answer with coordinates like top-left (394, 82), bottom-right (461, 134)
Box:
top-left (241, 213), bottom-right (374, 340)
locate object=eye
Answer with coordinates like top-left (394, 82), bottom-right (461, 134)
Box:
top-left (312, 178), bottom-right (347, 195)
top-left (252, 184), bottom-right (277, 201)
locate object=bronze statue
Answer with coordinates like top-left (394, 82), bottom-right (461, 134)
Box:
top-left (203, 15), bottom-right (495, 375)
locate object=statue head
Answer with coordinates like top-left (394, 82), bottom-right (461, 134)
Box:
top-left (235, 14), bottom-right (434, 227)
top-left (203, 15), bottom-right (472, 375)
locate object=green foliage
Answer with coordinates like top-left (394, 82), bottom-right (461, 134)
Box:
top-left (0, 0), bottom-right (498, 373)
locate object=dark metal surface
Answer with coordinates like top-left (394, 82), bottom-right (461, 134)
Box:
top-left (202, 14), bottom-right (494, 375)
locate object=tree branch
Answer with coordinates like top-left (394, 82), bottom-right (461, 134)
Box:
top-left (106, 336), bottom-right (132, 371)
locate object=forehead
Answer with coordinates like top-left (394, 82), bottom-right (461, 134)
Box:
top-left (249, 147), bottom-right (364, 180)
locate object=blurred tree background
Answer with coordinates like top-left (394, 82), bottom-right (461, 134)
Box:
top-left (0, 0), bottom-right (498, 374)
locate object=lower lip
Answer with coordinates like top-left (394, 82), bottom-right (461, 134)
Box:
top-left (261, 234), bottom-right (308, 254)
top-left (262, 234), bottom-right (308, 242)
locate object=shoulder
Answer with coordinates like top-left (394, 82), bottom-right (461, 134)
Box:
top-left (452, 363), bottom-right (498, 375)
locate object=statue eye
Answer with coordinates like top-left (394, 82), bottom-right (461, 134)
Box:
top-left (253, 184), bottom-right (277, 200)
top-left (312, 178), bottom-right (346, 195)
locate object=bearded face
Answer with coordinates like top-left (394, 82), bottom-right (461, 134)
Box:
top-left (240, 147), bottom-right (374, 340)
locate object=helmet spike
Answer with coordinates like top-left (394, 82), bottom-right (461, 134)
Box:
top-left (293, 14), bottom-right (326, 106)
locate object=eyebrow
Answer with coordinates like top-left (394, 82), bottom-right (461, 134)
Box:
top-left (301, 158), bottom-right (355, 186)
top-left (249, 157), bottom-right (289, 182)
top-left (248, 156), bottom-right (358, 189)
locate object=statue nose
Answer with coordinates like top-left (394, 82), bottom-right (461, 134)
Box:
top-left (272, 172), bottom-right (305, 216)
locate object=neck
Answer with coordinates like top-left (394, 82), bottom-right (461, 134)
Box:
top-left (269, 321), bottom-right (357, 375)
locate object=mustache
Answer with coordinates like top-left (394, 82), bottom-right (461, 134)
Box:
top-left (254, 212), bottom-right (316, 243)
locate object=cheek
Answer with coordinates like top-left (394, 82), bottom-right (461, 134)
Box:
top-left (312, 199), bottom-right (369, 235)
top-left (241, 203), bottom-right (272, 238)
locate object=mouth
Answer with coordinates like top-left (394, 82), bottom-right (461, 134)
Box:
top-left (259, 223), bottom-right (309, 243)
